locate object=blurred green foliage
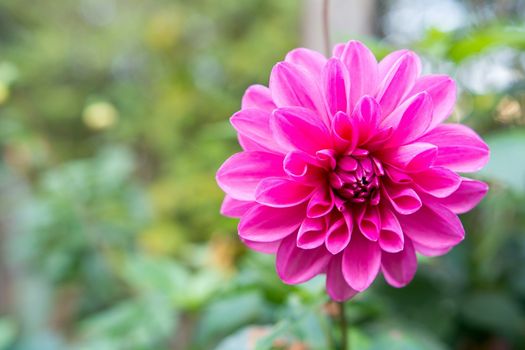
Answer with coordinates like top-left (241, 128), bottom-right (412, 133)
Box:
top-left (0, 0), bottom-right (524, 349)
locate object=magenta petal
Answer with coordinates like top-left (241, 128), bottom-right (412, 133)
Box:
top-left (307, 186), bottom-right (334, 218)
top-left (285, 47), bottom-right (327, 79)
top-left (342, 232), bottom-right (381, 292)
top-left (255, 177), bottom-right (314, 208)
top-left (381, 238), bottom-right (417, 288)
top-left (325, 216), bottom-right (351, 254)
top-left (238, 204), bottom-right (305, 242)
top-left (382, 92), bottom-right (433, 146)
top-left (412, 167), bottom-right (461, 198)
top-left (269, 62), bottom-right (327, 122)
top-left (379, 207), bottom-right (404, 253)
top-left (283, 151), bottom-right (324, 184)
top-left (297, 216), bottom-right (326, 249)
top-left (276, 234), bottom-right (331, 284)
top-left (384, 166), bottom-right (412, 184)
top-left (326, 255), bottom-right (358, 302)
top-left (438, 178), bottom-right (489, 214)
top-left (384, 184), bottom-right (422, 215)
top-left (323, 58), bottom-right (350, 117)
top-left (231, 108), bottom-right (284, 153)
top-left (339, 40), bottom-right (379, 111)
top-left (417, 124), bottom-right (489, 172)
top-left (352, 96), bottom-right (381, 145)
top-left (378, 49), bottom-right (422, 80)
top-left (220, 196), bottom-right (254, 218)
top-left (358, 205), bottom-right (381, 241)
top-left (399, 202), bottom-right (465, 250)
top-left (410, 75), bottom-right (456, 128)
top-left (271, 107), bottom-right (332, 154)
top-left (376, 52), bottom-right (421, 116)
top-left (332, 111), bottom-right (358, 153)
top-left (382, 142), bottom-right (437, 172)
top-left (242, 238), bottom-right (281, 254)
top-left (241, 84), bottom-right (276, 111)
top-left (412, 241), bottom-right (453, 257)
top-left (332, 43), bottom-right (345, 57)
top-left (216, 151), bottom-right (285, 201)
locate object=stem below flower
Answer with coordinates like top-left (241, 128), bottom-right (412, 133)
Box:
top-left (339, 302), bottom-right (348, 350)
top-left (323, 0), bottom-right (331, 56)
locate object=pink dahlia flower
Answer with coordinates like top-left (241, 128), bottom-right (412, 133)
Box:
top-left (216, 41), bottom-right (489, 301)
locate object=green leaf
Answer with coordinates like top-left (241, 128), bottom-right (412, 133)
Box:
top-left (461, 292), bottom-right (525, 336)
top-left (0, 318), bottom-right (16, 349)
top-left (196, 291), bottom-right (270, 347)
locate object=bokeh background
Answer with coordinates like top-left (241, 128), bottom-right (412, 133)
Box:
top-left (0, 0), bottom-right (524, 349)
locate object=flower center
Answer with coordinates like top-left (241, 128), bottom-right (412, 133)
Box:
top-left (330, 154), bottom-right (382, 205)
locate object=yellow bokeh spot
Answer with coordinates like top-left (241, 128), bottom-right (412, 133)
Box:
top-left (0, 82), bottom-right (10, 105)
top-left (146, 11), bottom-right (182, 50)
top-left (139, 222), bottom-right (182, 256)
top-left (82, 101), bottom-right (118, 130)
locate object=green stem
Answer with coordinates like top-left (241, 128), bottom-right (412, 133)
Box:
top-left (340, 302), bottom-right (348, 350)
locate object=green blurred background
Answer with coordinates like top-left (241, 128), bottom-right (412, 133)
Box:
top-left (0, 0), bottom-right (524, 349)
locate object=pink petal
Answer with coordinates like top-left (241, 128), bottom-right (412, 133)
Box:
top-left (352, 96), bottom-right (381, 145)
top-left (269, 62), bottom-right (327, 123)
top-left (241, 84), bottom-right (276, 111)
top-left (332, 111), bottom-right (358, 154)
top-left (412, 167), bottom-right (461, 198)
top-left (376, 52), bottom-right (421, 117)
top-left (297, 216), bottom-right (326, 249)
top-left (325, 216), bottom-right (352, 254)
top-left (378, 49), bottom-right (421, 80)
top-left (276, 234), bottom-right (332, 284)
top-left (339, 40), bottom-right (379, 111)
top-left (417, 124), bottom-right (489, 172)
top-left (271, 107), bottom-right (332, 154)
top-left (326, 254), bottom-right (358, 302)
top-left (323, 58), bottom-right (350, 117)
top-left (384, 166), bottom-right (412, 184)
top-left (381, 238), bottom-right (417, 288)
top-left (238, 204), bottom-right (305, 242)
top-left (216, 151), bottom-right (285, 201)
top-left (255, 177), bottom-right (314, 208)
top-left (332, 43), bottom-right (346, 57)
top-left (410, 75), bottom-right (456, 128)
top-left (307, 186), bottom-right (334, 218)
top-left (381, 142), bottom-right (437, 172)
top-left (285, 48), bottom-right (327, 79)
top-left (438, 178), bottom-right (489, 214)
top-left (342, 232), bottom-right (381, 292)
top-left (231, 108), bottom-right (284, 153)
top-left (379, 207), bottom-right (404, 253)
top-left (399, 202), bottom-right (465, 250)
top-left (238, 134), bottom-right (274, 153)
top-left (316, 149), bottom-right (337, 170)
top-left (358, 205), bottom-right (381, 241)
top-left (412, 241), bottom-right (453, 257)
top-left (220, 196), bottom-right (254, 218)
top-left (242, 238), bottom-right (281, 254)
top-left (283, 151), bottom-right (325, 184)
top-left (382, 92), bottom-right (433, 146)
top-left (384, 183), bottom-right (422, 215)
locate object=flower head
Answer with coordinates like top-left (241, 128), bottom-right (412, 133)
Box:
top-left (216, 41), bottom-right (489, 301)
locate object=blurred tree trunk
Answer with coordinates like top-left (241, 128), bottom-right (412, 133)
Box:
top-left (302, 0), bottom-right (378, 53)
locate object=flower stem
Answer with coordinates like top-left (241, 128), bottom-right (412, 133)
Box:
top-left (339, 302), bottom-right (349, 350)
top-left (323, 0), bottom-right (331, 56)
